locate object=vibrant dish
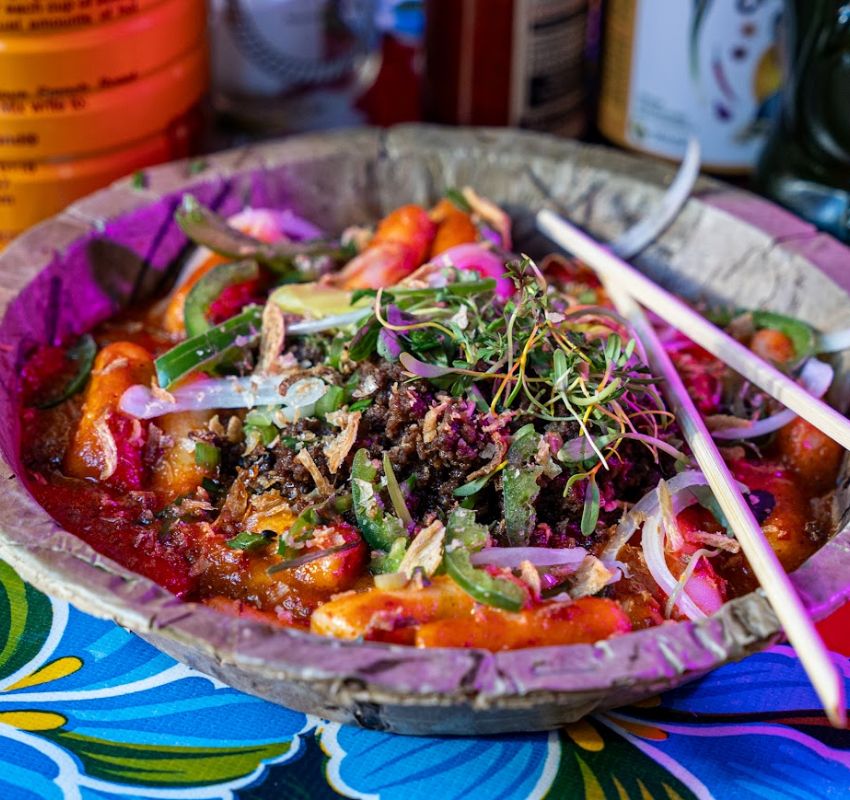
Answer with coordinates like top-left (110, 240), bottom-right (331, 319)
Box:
top-left (19, 191), bottom-right (844, 652)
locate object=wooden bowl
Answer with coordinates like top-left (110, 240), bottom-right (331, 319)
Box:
top-left (2, 126), bottom-right (849, 735)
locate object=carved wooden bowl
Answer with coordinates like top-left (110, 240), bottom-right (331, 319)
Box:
top-left (1, 126), bottom-right (849, 735)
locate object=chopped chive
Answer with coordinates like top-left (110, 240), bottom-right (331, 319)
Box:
top-left (194, 441), bottom-right (220, 469)
top-left (226, 531), bottom-right (271, 552)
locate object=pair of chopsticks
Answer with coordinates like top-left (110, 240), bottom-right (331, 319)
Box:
top-left (537, 195), bottom-right (847, 727)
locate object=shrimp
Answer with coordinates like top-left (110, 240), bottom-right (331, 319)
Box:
top-left (310, 575), bottom-right (474, 642)
top-left (65, 342), bottom-right (154, 491)
top-left (750, 328), bottom-right (796, 364)
top-left (429, 198), bottom-right (478, 256)
top-left (310, 576), bottom-right (631, 650)
top-left (732, 459), bottom-right (816, 571)
top-left (776, 417), bottom-right (844, 494)
top-left (190, 521), bottom-right (367, 626)
top-left (151, 410), bottom-right (215, 503)
top-left (665, 506), bottom-right (729, 616)
top-left (414, 597), bottom-right (631, 650)
top-left (334, 204), bottom-right (436, 290)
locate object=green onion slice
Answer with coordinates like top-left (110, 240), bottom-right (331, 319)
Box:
top-left (194, 441), bottom-right (220, 469)
top-left (350, 448), bottom-right (405, 551)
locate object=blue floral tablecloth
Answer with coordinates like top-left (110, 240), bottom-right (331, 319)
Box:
top-left (1, 559), bottom-right (848, 800)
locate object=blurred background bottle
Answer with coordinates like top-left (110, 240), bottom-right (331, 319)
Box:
top-left (209, 0), bottom-right (384, 136)
top-left (424, 0), bottom-right (591, 137)
top-left (0, 0), bottom-right (208, 249)
top-left (755, 1), bottom-right (850, 243)
top-left (597, 0), bottom-right (784, 173)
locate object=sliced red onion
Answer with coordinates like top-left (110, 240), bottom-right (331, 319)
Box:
top-left (600, 470), bottom-right (710, 560)
top-left (119, 374), bottom-right (329, 420)
top-left (399, 352), bottom-right (456, 378)
top-left (431, 244), bottom-right (514, 299)
top-left (119, 375), bottom-right (286, 419)
top-left (641, 495), bottom-right (707, 621)
top-left (269, 209), bottom-right (324, 242)
top-left (712, 358), bottom-right (833, 440)
top-left (471, 546), bottom-right (588, 568)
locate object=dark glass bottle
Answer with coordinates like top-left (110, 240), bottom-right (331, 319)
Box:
top-left (755, 2), bottom-right (850, 242)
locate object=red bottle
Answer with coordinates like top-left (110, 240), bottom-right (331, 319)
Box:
top-left (424, 0), bottom-right (589, 136)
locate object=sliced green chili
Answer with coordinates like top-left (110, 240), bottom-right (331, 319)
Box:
top-left (184, 260), bottom-right (259, 338)
top-left (154, 305), bottom-right (262, 388)
top-left (444, 550), bottom-right (524, 612)
top-left (502, 428), bottom-right (543, 546)
top-left (446, 507), bottom-right (489, 550)
top-left (371, 536), bottom-right (408, 574)
top-left (350, 448), bottom-right (405, 551)
top-left (34, 334), bottom-right (97, 409)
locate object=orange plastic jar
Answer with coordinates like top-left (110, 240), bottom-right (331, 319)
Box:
top-left (0, 0), bottom-right (208, 248)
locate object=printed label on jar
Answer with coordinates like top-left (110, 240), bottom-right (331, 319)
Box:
top-left (511, 0), bottom-right (588, 136)
top-left (0, 0), bottom-right (163, 33)
top-left (0, 0), bottom-right (206, 96)
top-left (0, 111), bottom-right (200, 249)
top-left (599, 0), bottom-right (783, 171)
top-left (0, 44), bottom-right (207, 159)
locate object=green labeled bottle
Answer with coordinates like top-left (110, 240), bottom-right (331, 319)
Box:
top-left (755, 2), bottom-right (850, 242)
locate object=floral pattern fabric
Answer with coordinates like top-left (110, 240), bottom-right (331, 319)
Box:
top-left (1, 560), bottom-right (848, 800)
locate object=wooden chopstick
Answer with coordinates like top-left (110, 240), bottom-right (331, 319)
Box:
top-left (537, 209), bottom-right (850, 453)
top-left (537, 210), bottom-right (847, 727)
top-left (609, 278), bottom-right (846, 728)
